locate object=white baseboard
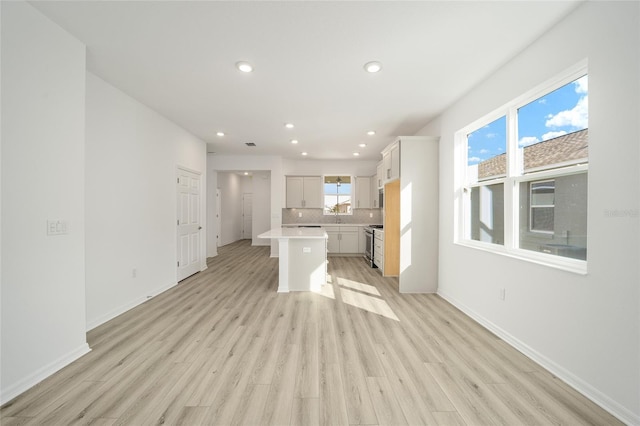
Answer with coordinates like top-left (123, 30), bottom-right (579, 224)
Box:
top-left (86, 281), bottom-right (177, 331)
top-left (0, 343), bottom-right (91, 405)
top-left (438, 290), bottom-right (640, 426)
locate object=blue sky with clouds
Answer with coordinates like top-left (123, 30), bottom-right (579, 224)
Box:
top-left (467, 75), bottom-right (588, 166)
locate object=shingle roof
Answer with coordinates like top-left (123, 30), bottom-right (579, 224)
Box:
top-left (477, 129), bottom-right (588, 179)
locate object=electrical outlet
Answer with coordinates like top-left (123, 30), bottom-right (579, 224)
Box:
top-left (499, 288), bottom-right (506, 301)
top-left (47, 220), bottom-right (68, 236)
top-left (369, 212), bottom-right (373, 218)
top-left (132, 268), bottom-right (137, 278)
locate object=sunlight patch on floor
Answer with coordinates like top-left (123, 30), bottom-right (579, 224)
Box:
top-left (336, 277), bottom-right (381, 296)
top-left (339, 287), bottom-right (400, 321)
top-left (312, 281), bottom-right (335, 299)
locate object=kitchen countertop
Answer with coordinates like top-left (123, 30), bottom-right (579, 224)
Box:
top-left (258, 228), bottom-right (328, 239)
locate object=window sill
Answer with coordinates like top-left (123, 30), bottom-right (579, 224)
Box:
top-left (454, 240), bottom-right (588, 275)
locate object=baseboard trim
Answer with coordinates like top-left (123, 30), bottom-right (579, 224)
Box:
top-left (437, 290), bottom-right (640, 425)
top-left (86, 281), bottom-right (177, 331)
top-left (0, 343), bottom-right (91, 405)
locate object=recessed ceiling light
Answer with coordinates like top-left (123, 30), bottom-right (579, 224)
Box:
top-left (359, 143), bottom-right (367, 148)
top-left (367, 130), bottom-right (376, 136)
top-left (364, 61), bottom-right (382, 73)
top-left (236, 61), bottom-right (253, 73)
top-left (291, 139), bottom-right (299, 144)
top-left (216, 132), bottom-right (225, 137)
top-left (353, 152), bottom-right (360, 156)
top-left (301, 152), bottom-right (308, 156)
top-left (285, 123), bottom-right (294, 129)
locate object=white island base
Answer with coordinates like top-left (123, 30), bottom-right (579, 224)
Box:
top-left (258, 228), bottom-right (328, 292)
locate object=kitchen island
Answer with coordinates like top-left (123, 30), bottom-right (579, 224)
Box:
top-left (258, 227), bottom-right (328, 292)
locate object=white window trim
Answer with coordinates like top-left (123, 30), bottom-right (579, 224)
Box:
top-left (323, 175), bottom-right (354, 216)
top-left (529, 179), bottom-right (555, 234)
top-left (454, 60), bottom-right (588, 275)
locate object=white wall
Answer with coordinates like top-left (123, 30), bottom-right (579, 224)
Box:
top-left (85, 72), bottom-right (207, 330)
top-left (417, 2), bottom-right (639, 423)
top-left (1, 1), bottom-right (90, 403)
top-left (208, 155), bottom-right (283, 257)
top-left (252, 171), bottom-right (271, 246)
top-left (283, 158), bottom-right (378, 176)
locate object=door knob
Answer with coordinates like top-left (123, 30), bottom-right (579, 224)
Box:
top-left (198, 226), bottom-right (202, 230)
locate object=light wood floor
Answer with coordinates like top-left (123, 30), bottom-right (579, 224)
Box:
top-left (1, 240), bottom-right (621, 425)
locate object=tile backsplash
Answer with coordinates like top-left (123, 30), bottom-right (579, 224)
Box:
top-left (282, 208), bottom-right (382, 225)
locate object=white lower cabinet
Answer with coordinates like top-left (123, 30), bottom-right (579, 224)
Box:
top-left (373, 230), bottom-right (384, 273)
top-left (325, 226), bottom-right (361, 254)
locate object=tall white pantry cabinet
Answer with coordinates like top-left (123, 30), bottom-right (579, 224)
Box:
top-left (396, 136), bottom-right (439, 293)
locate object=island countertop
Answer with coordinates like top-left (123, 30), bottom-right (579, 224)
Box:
top-left (258, 227), bottom-right (328, 239)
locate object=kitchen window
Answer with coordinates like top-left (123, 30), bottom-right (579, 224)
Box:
top-left (456, 61), bottom-right (588, 272)
top-left (324, 176), bottom-right (353, 215)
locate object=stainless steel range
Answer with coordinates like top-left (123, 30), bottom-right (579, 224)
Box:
top-left (364, 225), bottom-right (383, 267)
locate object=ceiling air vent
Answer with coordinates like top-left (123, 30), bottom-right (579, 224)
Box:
top-left (245, 142), bottom-right (256, 147)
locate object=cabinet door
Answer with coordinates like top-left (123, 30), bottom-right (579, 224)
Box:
top-left (371, 175), bottom-right (378, 208)
top-left (326, 229), bottom-right (340, 254)
top-left (340, 231), bottom-right (359, 253)
top-left (302, 176), bottom-right (322, 208)
top-left (286, 177), bottom-right (304, 208)
top-left (376, 162), bottom-right (384, 189)
top-left (390, 143), bottom-right (400, 181)
top-left (355, 176), bottom-right (371, 209)
top-left (383, 151), bottom-right (392, 182)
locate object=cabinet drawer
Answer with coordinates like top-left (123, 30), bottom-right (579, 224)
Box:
top-left (339, 226), bottom-right (358, 233)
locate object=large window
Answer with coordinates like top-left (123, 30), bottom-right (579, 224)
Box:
top-left (324, 176), bottom-right (352, 215)
top-left (457, 62), bottom-right (588, 271)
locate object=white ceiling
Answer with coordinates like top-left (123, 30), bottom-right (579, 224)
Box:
top-left (31, 1), bottom-right (581, 160)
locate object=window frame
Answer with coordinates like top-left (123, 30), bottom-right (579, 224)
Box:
top-left (455, 60), bottom-right (588, 274)
top-left (323, 175), bottom-right (353, 216)
top-left (529, 179), bottom-right (555, 234)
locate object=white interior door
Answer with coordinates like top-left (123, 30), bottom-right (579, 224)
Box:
top-left (216, 189), bottom-right (221, 247)
top-left (242, 193), bottom-right (253, 240)
top-left (177, 169), bottom-right (201, 281)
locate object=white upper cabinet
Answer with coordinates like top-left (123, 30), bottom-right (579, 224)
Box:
top-left (382, 140), bottom-right (400, 183)
top-left (376, 161), bottom-right (384, 188)
top-left (354, 176), bottom-right (372, 209)
top-left (286, 176), bottom-right (322, 208)
top-left (371, 174), bottom-right (379, 208)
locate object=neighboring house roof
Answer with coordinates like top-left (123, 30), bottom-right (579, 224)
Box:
top-left (477, 129), bottom-right (588, 179)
